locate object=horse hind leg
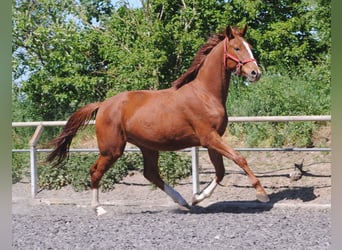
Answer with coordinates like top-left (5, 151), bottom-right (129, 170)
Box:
top-left (140, 147), bottom-right (190, 209)
top-left (90, 152), bottom-right (122, 216)
top-left (192, 149), bottom-right (224, 205)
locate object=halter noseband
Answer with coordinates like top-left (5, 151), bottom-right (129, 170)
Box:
top-left (223, 37), bottom-right (256, 75)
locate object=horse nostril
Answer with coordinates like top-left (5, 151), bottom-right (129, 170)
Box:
top-left (250, 70), bottom-right (261, 81)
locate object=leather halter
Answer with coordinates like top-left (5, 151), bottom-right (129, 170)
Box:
top-left (223, 37), bottom-right (256, 75)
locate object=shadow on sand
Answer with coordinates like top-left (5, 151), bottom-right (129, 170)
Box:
top-left (172, 186), bottom-right (318, 214)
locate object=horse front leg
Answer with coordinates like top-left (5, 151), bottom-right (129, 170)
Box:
top-left (192, 149), bottom-right (224, 205)
top-left (204, 132), bottom-right (270, 203)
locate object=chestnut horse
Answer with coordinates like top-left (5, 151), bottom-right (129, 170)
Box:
top-left (47, 26), bottom-right (269, 215)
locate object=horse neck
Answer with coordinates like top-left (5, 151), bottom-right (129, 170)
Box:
top-left (195, 41), bottom-right (231, 105)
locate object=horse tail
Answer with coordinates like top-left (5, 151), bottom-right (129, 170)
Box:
top-left (46, 102), bottom-right (101, 167)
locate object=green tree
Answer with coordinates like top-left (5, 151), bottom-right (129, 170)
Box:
top-left (12, 0), bottom-right (112, 120)
top-left (12, 0), bottom-right (330, 121)
top-left (220, 0), bottom-right (331, 71)
top-left (12, 0), bottom-right (331, 185)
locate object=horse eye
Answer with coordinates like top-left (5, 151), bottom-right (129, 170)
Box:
top-left (234, 47), bottom-right (240, 51)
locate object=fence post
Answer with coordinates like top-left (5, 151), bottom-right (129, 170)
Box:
top-left (29, 145), bottom-right (38, 198)
top-left (191, 147), bottom-right (200, 194)
top-left (28, 124), bottom-right (44, 198)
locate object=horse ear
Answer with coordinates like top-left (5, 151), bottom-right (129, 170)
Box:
top-left (225, 26), bottom-right (234, 40)
top-left (241, 25), bottom-right (248, 37)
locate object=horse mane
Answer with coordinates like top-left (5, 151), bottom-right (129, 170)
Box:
top-left (172, 32), bottom-right (226, 89)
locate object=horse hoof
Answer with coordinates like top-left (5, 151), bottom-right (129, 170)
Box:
top-left (183, 203), bottom-right (191, 210)
top-left (94, 206), bottom-right (107, 216)
top-left (177, 200), bottom-right (191, 210)
top-left (191, 200), bottom-right (199, 206)
top-left (256, 192), bottom-right (270, 203)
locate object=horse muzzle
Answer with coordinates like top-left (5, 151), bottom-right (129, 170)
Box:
top-left (246, 68), bottom-right (262, 82)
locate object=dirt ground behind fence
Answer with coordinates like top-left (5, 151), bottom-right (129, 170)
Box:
top-left (12, 151), bottom-right (331, 209)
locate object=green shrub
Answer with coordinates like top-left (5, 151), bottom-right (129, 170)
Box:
top-left (12, 127), bottom-right (35, 183)
top-left (226, 64), bottom-right (330, 148)
top-left (66, 154), bottom-right (95, 191)
top-left (36, 151), bottom-right (191, 192)
top-left (100, 152), bottom-right (143, 192)
top-left (12, 153), bottom-right (30, 184)
top-left (38, 163), bottom-right (70, 190)
top-left (158, 152), bottom-right (192, 186)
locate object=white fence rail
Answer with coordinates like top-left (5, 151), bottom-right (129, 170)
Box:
top-left (12, 115), bottom-right (331, 198)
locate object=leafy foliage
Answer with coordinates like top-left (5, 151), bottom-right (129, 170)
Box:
top-left (13, 0), bottom-right (331, 121)
top-left (12, 153), bottom-right (29, 184)
top-left (158, 152), bottom-right (192, 186)
top-left (227, 61), bottom-right (330, 147)
top-left (12, 0), bottom-right (331, 186)
top-left (36, 151), bottom-right (191, 191)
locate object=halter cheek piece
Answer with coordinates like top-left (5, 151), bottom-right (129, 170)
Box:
top-left (223, 37), bottom-right (256, 75)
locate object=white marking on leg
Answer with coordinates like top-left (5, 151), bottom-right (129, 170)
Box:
top-left (192, 179), bottom-right (217, 205)
top-left (95, 206), bottom-right (107, 216)
top-left (91, 188), bottom-right (100, 208)
top-left (164, 183), bottom-right (190, 208)
top-left (91, 188), bottom-right (107, 216)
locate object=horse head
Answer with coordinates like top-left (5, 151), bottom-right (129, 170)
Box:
top-left (224, 25), bottom-right (261, 82)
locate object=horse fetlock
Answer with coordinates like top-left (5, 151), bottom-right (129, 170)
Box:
top-left (249, 177), bottom-right (262, 188)
top-left (192, 179), bottom-right (217, 205)
top-left (192, 193), bottom-right (203, 206)
top-left (191, 191), bottom-right (210, 205)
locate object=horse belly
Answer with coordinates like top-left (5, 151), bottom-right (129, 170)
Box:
top-left (128, 135), bottom-right (200, 151)
top-left (126, 116), bottom-right (199, 151)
